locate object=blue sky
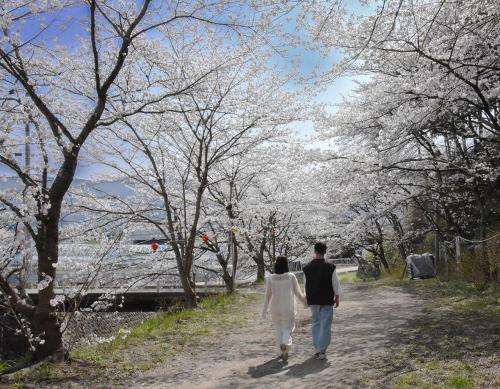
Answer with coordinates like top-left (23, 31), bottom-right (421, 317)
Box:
top-left (2, 1), bottom-right (371, 179)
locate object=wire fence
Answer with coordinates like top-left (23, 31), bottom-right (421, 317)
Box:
top-left (63, 311), bottom-right (157, 351)
top-left (438, 232), bottom-right (500, 283)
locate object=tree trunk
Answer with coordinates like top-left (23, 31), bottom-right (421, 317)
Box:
top-left (222, 270), bottom-right (234, 293)
top-left (378, 243), bottom-right (390, 271)
top-left (374, 220), bottom-right (390, 271)
top-left (215, 252), bottom-right (234, 293)
top-left (388, 213), bottom-right (408, 264)
top-left (230, 231), bottom-right (238, 291)
top-left (474, 189), bottom-right (491, 281)
top-left (433, 200), bottom-right (441, 269)
top-left (226, 205), bottom-right (237, 293)
top-left (33, 216), bottom-right (64, 361)
top-left (255, 258), bottom-right (265, 283)
top-left (33, 306), bottom-right (64, 361)
top-left (179, 270), bottom-right (197, 307)
top-left (244, 234), bottom-right (267, 284)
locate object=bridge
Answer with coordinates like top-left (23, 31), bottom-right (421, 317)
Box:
top-left (24, 265), bottom-right (357, 311)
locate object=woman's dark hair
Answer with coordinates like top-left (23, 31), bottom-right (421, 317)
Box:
top-left (274, 256), bottom-right (289, 274)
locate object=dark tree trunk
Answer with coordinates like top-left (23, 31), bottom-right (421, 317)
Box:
top-left (474, 188), bottom-right (491, 281)
top-left (179, 270), bottom-right (197, 307)
top-left (388, 213), bottom-right (408, 264)
top-left (226, 205), bottom-right (238, 292)
top-left (244, 234), bottom-right (267, 284)
top-left (374, 220), bottom-right (390, 271)
top-left (378, 243), bottom-right (390, 271)
top-left (215, 252), bottom-right (234, 293)
top-left (230, 231), bottom-right (238, 290)
top-left (222, 270), bottom-right (234, 293)
top-left (33, 306), bottom-right (63, 361)
top-left (255, 258), bottom-right (265, 283)
top-left (33, 207), bottom-right (64, 361)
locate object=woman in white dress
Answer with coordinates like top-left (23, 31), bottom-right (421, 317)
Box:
top-left (261, 256), bottom-right (307, 361)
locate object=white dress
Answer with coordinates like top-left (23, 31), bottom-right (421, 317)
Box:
top-left (262, 272), bottom-right (307, 352)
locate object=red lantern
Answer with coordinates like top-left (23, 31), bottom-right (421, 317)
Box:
top-left (272, 228), bottom-right (276, 237)
top-left (202, 233), bottom-right (209, 243)
top-left (151, 242), bottom-right (159, 253)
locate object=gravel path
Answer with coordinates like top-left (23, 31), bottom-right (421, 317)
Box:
top-left (130, 283), bottom-right (423, 388)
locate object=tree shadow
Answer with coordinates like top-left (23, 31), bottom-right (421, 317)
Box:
top-left (247, 357), bottom-right (287, 378)
top-left (391, 303), bottom-right (500, 361)
top-left (371, 285), bottom-right (500, 386)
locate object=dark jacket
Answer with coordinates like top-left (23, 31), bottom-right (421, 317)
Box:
top-left (303, 258), bottom-right (336, 306)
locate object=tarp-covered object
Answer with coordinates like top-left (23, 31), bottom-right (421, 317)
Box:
top-left (406, 253), bottom-right (436, 279)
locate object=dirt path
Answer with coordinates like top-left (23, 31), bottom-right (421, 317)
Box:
top-left (129, 283), bottom-right (423, 388)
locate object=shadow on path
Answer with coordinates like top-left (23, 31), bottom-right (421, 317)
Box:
top-left (248, 355), bottom-right (331, 380)
top-left (285, 357), bottom-right (330, 378)
top-left (247, 357), bottom-right (287, 378)
top-left (113, 284), bottom-right (440, 388)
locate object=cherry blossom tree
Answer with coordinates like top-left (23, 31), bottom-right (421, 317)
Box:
top-left (313, 0), bottom-right (499, 279)
top-left (0, 0), bottom-right (310, 360)
top-left (205, 145), bottom-right (329, 282)
top-left (87, 34), bottom-right (307, 302)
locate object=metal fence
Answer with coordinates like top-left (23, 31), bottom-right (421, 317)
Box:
top-left (63, 311), bottom-right (157, 350)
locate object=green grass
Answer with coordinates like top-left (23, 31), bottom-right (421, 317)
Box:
top-left (72, 292), bottom-right (258, 370)
top-left (448, 373), bottom-right (474, 389)
top-left (375, 276), bottom-right (500, 308)
top-left (5, 292), bottom-right (259, 386)
top-left (7, 360), bottom-right (54, 387)
top-left (0, 352), bottom-right (34, 376)
top-left (386, 279), bottom-right (500, 389)
top-left (338, 271), bottom-right (360, 283)
top-left (335, 265), bottom-right (499, 387)
top-left (395, 360), bottom-right (483, 389)
top-left (354, 260), bottom-right (500, 388)
top-left (446, 285), bottom-right (500, 315)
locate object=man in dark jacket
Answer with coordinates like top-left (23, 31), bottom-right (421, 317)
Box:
top-left (303, 242), bottom-right (341, 360)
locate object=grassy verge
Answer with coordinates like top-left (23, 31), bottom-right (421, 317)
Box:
top-left (0, 360), bottom-right (7, 374)
top-left (0, 354), bottom-right (33, 376)
top-left (3, 292), bottom-right (259, 388)
top-left (378, 278), bottom-right (500, 388)
top-left (348, 265), bottom-right (499, 388)
top-left (338, 271), bottom-right (360, 283)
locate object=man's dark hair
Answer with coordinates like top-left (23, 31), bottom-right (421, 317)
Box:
top-left (314, 242), bottom-right (327, 255)
top-left (274, 256), bottom-right (289, 274)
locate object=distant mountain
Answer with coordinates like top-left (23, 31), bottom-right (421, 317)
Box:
top-left (73, 178), bottom-right (136, 198)
top-left (0, 177), bottom-right (136, 199)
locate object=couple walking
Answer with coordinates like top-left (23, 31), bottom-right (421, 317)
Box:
top-left (261, 242), bottom-right (341, 361)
